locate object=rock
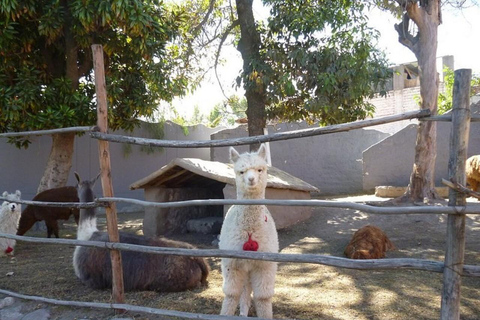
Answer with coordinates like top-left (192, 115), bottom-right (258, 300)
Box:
top-left (21, 308), bottom-right (50, 320)
top-left (0, 297), bottom-right (14, 308)
top-left (0, 305), bottom-right (22, 320)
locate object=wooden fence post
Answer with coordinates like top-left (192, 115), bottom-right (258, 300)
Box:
top-left (91, 44), bottom-right (125, 306)
top-left (440, 69), bottom-right (472, 320)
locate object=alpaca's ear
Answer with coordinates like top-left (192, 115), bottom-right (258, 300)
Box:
top-left (257, 144), bottom-right (267, 160)
top-left (74, 172), bottom-right (81, 184)
top-left (230, 147), bottom-right (240, 163)
top-left (15, 190), bottom-right (21, 198)
top-left (92, 171), bottom-right (101, 186)
top-left (2, 191), bottom-right (8, 197)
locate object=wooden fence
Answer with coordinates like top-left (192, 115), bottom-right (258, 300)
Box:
top-left (0, 45), bottom-right (479, 320)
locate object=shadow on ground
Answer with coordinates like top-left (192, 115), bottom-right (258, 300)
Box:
top-left (1, 194), bottom-right (479, 320)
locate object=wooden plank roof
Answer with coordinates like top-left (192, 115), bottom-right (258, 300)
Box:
top-left (130, 158), bottom-right (318, 192)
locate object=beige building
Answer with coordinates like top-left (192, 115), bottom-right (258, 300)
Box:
top-left (368, 55), bottom-right (453, 133)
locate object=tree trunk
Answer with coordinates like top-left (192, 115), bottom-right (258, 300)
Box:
top-left (63, 0), bottom-right (79, 90)
top-left (37, 1), bottom-right (79, 193)
top-left (235, 0), bottom-right (266, 151)
top-left (37, 133), bottom-right (75, 193)
top-left (394, 1), bottom-right (442, 203)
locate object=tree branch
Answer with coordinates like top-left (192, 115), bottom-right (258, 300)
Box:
top-left (442, 178), bottom-right (480, 200)
top-left (214, 19), bottom-right (240, 100)
top-left (192, 0), bottom-right (217, 37)
top-left (420, 0), bottom-right (432, 14)
top-left (394, 13), bottom-right (419, 53)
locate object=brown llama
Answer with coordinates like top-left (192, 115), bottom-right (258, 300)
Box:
top-left (72, 172), bottom-right (209, 292)
top-left (17, 186), bottom-right (79, 238)
top-left (344, 225), bottom-right (395, 259)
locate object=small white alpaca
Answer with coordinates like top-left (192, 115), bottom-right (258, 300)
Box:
top-left (219, 144), bottom-right (279, 318)
top-left (0, 190), bottom-right (22, 256)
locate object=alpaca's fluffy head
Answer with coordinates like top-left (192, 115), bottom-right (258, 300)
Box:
top-left (230, 144), bottom-right (268, 197)
top-left (1, 190), bottom-right (21, 215)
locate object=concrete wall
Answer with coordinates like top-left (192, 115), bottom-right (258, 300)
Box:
top-left (3, 95), bottom-right (478, 202)
top-left (211, 122), bottom-right (390, 195)
top-left (0, 121), bottom-right (223, 209)
top-left (363, 100), bottom-right (480, 192)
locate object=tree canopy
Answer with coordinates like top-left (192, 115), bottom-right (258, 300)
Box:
top-left (0, 0), bottom-right (200, 190)
top-left (0, 0), bottom-right (189, 147)
top-left (258, 0), bottom-right (391, 126)
top-left (438, 67), bottom-right (480, 115)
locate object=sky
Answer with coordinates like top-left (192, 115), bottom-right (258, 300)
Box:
top-left (369, 5), bottom-right (480, 72)
top-left (172, 2), bottom-right (480, 119)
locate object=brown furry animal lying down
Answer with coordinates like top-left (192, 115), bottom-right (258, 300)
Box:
top-left (466, 155), bottom-right (480, 192)
top-left (344, 225), bottom-right (395, 259)
top-left (73, 172), bottom-right (209, 292)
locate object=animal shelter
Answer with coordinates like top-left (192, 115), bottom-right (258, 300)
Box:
top-left (130, 157), bottom-right (318, 236)
top-left (1, 46), bottom-right (479, 320)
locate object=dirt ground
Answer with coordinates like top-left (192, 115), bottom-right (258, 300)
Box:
top-left (1, 195), bottom-right (480, 320)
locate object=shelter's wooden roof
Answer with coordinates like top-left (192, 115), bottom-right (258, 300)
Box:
top-left (130, 158), bottom-right (318, 192)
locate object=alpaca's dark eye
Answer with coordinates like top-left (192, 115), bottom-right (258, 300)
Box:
top-left (239, 171), bottom-right (244, 175)
top-left (258, 169), bottom-right (263, 173)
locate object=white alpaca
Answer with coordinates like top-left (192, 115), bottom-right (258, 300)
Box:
top-left (0, 190), bottom-right (22, 256)
top-left (219, 144), bottom-right (279, 318)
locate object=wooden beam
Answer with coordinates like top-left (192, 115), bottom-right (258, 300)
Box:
top-left (442, 178), bottom-right (480, 200)
top-left (441, 69), bottom-right (472, 320)
top-left (154, 168), bottom-right (190, 186)
top-left (4, 232), bottom-right (480, 277)
top-left (89, 109), bottom-right (431, 148)
top-left (92, 44), bottom-right (125, 308)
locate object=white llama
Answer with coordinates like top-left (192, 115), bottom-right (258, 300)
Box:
top-left (0, 190), bottom-right (22, 256)
top-left (218, 144), bottom-right (279, 318)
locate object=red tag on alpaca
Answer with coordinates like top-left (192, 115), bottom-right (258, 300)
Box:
top-left (5, 246), bottom-right (13, 254)
top-left (243, 233), bottom-right (259, 251)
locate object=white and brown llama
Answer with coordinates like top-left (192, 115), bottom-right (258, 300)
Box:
top-left (218, 144), bottom-right (279, 318)
top-left (72, 172), bottom-right (209, 292)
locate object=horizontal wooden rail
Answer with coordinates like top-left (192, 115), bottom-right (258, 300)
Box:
top-left (103, 197), bottom-right (480, 214)
top-left (0, 197), bottom-right (104, 208)
top-left (4, 195), bottom-right (480, 214)
top-left (420, 114), bottom-right (480, 122)
top-left (0, 288), bottom-right (273, 320)
top-left (90, 110), bottom-right (431, 148)
top-left (0, 111), bottom-right (478, 141)
top-left (0, 126), bottom-right (95, 138)
top-left (1, 232), bottom-right (479, 277)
